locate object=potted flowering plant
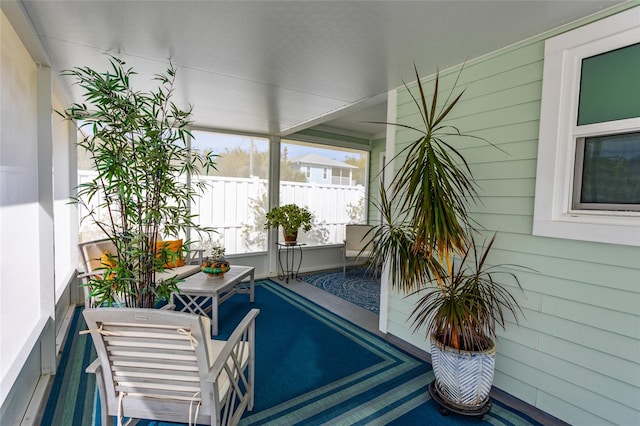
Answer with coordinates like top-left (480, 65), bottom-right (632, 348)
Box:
top-left (199, 239), bottom-right (230, 277)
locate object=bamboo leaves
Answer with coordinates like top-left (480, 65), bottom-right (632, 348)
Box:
top-left (61, 56), bottom-right (216, 308)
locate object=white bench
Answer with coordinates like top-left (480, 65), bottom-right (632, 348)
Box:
top-left (78, 238), bottom-right (203, 308)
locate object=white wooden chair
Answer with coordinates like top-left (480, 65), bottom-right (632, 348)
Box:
top-left (343, 224), bottom-right (375, 276)
top-left (82, 307), bottom-right (259, 426)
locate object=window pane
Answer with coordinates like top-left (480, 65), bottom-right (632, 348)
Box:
top-left (77, 127), bottom-right (109, 242)
top-left (191, 131), bottom-right (270, 254)
top-left (575, 132), bottom-right (640, 210)
top-left (280, 140), bottom-right (368, 245)
top-left (577, 43), bottom-right (640, 125)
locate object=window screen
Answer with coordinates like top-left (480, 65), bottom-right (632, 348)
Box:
top-left (573, 132), bottom-right (640, 211)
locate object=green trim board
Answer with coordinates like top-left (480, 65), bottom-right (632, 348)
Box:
top-left (368, 136), bottom-right (386, 224)
top-left (294, 128), bottom-right (371, 146)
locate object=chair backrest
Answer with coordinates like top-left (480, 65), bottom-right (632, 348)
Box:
top-left (345, 224), bottom-right (374, 252)
top-left (79, 238), bottom-right (118, 275)
top-left (83, 307), bottom-right (259, 426)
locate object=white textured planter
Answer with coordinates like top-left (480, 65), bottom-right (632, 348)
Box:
top-left (430, 333), bottom-right (496, 410)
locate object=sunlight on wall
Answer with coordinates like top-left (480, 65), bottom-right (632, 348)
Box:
top-left (0, 10), bottom-right (41, 397)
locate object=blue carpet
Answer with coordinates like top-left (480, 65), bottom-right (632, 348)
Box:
top-left (41, 280), bottom-right (541, 426)
top-left (302, 267), bottom-right (380, 314)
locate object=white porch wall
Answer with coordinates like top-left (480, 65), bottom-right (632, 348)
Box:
top-left (1, 5), bottom-right (76, 423)
top-left (0, 9), bottom-right (41, 396)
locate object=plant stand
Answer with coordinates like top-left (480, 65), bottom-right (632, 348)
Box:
top-left (276, 242), bottom-right (305, 283)
top-left (428, 381), bottom-right (491, 418)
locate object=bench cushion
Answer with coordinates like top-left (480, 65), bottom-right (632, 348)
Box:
top-left (81, 239), bottom-right (201, 283)
top-left (155, 264), bottom-right (201, 282)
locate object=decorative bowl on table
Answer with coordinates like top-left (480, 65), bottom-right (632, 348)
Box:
top-left (201, 259), bottom-right (230, 278)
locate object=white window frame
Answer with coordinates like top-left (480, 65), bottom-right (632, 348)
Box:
top-left (533, 8), bottom-right (640, 247)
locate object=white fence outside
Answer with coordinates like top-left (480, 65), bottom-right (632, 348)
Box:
top-left (77, 171), bottom-right (366, 254)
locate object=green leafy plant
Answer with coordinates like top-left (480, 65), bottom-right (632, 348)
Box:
top-left (411, 234), bottom-right (526, 351)
top-left (369, 66), bottom-right (524, 351)
top-left (370, 67), bottom-right (480, 292)
top-left (60, 56), bottom-right (217, 308)
top-left (264, 204), bottom-right (313, 239)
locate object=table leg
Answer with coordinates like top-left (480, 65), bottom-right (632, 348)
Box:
top-left (249, 269), bottom-right (255, 302)
top-left (211, 293), bottom-right (219, 336)
top-left (286, 246), bottom-right (292, 283)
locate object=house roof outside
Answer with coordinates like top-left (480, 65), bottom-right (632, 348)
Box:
top-left (288, 153), bottom-right (358, 169)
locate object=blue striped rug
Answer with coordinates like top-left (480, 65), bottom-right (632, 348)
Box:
top-left (41, 280), bottom-right (541, 425)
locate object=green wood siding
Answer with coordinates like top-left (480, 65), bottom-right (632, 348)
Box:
top-left (386, 8), bottom-right (640, 425)
top-left (368, 137), bottom-right (385, 224)
top-left (295, 128), bottom-right (370, 146)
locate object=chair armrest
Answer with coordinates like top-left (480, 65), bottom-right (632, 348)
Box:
top-left (186, 248), bottom-right (205, 265)
top-left (78, 270), bottom-right (101, 280)
top-left (160, 303), bottom-right (176, 311)
top-left (86, 358), bottom-right (101, 375)
top-left (205, 308), bottom-right (260, 382)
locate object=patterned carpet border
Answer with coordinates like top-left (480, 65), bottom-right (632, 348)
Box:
top-left (301, 266), bottom-right (381, 314)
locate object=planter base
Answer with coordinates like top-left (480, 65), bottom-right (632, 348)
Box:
top-left (428, 381), bottom-right (492, 418)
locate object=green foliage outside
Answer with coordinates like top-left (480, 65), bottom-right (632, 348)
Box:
top-left (195, 145), bottom-right (307, 182)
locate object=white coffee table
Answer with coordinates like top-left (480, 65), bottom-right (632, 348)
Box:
top-left (171, 265), bottom-right (255, 335)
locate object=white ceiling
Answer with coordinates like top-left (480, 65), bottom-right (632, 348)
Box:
top-left (19, 0), bottom-right (622, 139)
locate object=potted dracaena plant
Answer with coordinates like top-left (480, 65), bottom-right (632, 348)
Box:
top-left (265, 203), bottom-right (313, 244)
top-left (369, 66), bottom-right (527, 417)
top-left (61, 56), bottom-right (217, 308)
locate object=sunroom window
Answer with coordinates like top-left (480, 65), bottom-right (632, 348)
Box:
top-left (190, 131), bottom-right (270, 254)
top-left (573, 132), bottom-right (640, 211)
top-left (281, 139), bottom-right (368, 245)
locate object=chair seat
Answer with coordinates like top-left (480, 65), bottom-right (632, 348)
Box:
top-left (79, 239), bottom-right (204, 309)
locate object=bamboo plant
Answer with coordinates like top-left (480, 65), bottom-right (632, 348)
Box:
top-left (60, 56), bottom-right (217, 308)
